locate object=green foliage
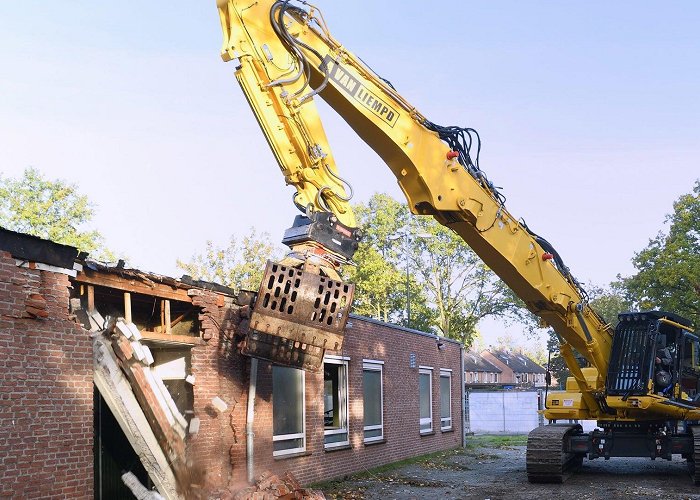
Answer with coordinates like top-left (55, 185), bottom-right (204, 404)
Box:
top-left (621, 181), bottom-right (700, 326)
top-left (411, 212), bottom-right (528, 345)
top-left (176, 228), bottom-right (281, 292)
top-left (0, 167), bottom-right (112, 258)
top-left (465, 434), bottom-right (528, 449)
top-left (545, 284), bottom-right (631, 386)
top-left (588, 283), bottom-right (633, 328)
top-left (348, 193), bottom-right (527, 346)
top-left (346, 194), bottom-right (436, 331)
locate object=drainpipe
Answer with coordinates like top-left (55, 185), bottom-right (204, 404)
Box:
top-left (460, 344), bottom-right (466, 447)
top-left (246, 358), bottom-right (258, 484)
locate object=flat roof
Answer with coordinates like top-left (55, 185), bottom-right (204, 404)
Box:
top-left (349, 313), bottom-right (462, 346)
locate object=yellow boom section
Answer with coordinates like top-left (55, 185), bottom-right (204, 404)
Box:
top-left (218, 0), bottom-right (614, 417)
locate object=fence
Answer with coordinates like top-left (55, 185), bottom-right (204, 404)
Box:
top-left (465, 390), bottom-right (542, 434)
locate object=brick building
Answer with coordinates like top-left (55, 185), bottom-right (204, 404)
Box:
top-left (0, 233), bottom-right (93, 499)
top-left (480, 349), bottom-right (547, 388)
top-left (0, 229), bottom-right (463, 499)
top-left (464, 351), bottom-right (502, 386)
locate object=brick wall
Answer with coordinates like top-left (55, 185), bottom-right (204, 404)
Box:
top-left (191, 307), bottom-right (463, 494)
top-left (0, 251), bottom-right (94, 499)
top-left (189, 291), bottom-right (249, 494)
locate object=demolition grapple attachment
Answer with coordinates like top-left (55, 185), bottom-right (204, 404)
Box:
top-left (241, 261), bottom-right (354, 371)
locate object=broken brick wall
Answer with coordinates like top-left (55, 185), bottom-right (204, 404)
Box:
top-left (188, 289), bottom-right (248, 495)
top-left (0, 251), bottom-right (94, 499)
top-left (190, 304), bottom-right (463, 495)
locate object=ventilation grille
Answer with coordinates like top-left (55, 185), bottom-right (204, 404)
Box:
top-left (606, 320), bottom-right (654, 395)
top-left (256, 262), bottom-right (352, 330)
top-left (244, 261), bottom-right (355, 370)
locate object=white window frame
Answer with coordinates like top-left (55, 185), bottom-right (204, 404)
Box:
top-left (272, 367), bottom-right (306, 457)
top-left (362, 360), bottom-right (384, 443)
top-left (419, 366), bottom-right (433, 434)
top-left (323, 355), bottom-right (350, 449)
top-left (439, 369), bottom-right (452, 431)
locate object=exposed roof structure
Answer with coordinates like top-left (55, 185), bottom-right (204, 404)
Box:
top-left (0, 227), bottom-right (78, 268)
top-left (463, 351), bottom-right (502, 373)
top-left (0, 227), bottom-right (238, 299)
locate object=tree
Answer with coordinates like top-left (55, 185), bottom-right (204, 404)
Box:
top-left (0, 167), bottom-right (112, 257)
top-left (345, 194), bottom-right (436, 331)
top-left (621, 181), bottom-right (700, 326)
top-left (587, 283), bottom-right (633, 327)
top-left (545, 285), bottom-right (631, 386)
top-left (348, 193), bottom-right (526, 346)
top-left (177, 228), bottom-right (281, 292)
top-left (411, 215), bottom-right (529, 346)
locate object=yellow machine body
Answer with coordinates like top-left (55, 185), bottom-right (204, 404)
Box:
top-left (216, 0), bottom-right (699, 423)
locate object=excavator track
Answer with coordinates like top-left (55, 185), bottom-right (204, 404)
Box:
top-left (526, 424), bottom-right (583, 483)
top-left (688, 426), bottom-right (700, 484)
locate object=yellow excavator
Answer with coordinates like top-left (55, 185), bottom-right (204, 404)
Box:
top-left (216, 0), bottom-right (700, 482)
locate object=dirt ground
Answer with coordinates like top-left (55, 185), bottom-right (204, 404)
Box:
top-left (318, 435), bottom-right (700, 500)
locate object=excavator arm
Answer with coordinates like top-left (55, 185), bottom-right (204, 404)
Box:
top-left (216, 0), bottom-right (633, 420)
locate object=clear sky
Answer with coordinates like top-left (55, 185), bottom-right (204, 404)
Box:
top-left (2, 1), bottom-right (699, 349)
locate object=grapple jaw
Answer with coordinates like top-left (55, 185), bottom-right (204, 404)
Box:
top-left (241, 261), bottom-right (354, 371)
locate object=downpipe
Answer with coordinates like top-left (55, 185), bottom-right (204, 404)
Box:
top-left (246, 358), bottom-right (258, 484)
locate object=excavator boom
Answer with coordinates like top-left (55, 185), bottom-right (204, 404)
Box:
top-left (217, 0), bottom-right (615, 404)
top-left (216, 8), bottom-right (700, 483)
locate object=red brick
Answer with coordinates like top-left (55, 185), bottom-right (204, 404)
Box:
top-left (0, 252), bottom-right (93, 499)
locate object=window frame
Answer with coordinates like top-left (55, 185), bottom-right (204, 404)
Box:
top-left (439, 368), bottom-right (452, 431)
top-left (362, 360), bottom-right (384, 443)
top-left (419, 366), bottom-right (433, 434)
top-left (323, 355), bottom-right (350, 449)
top-left (272, 366), bottom-right (306, 457)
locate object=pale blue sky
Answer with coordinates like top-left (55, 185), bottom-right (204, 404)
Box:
top-left (2, 1), bottom-right (699, 348)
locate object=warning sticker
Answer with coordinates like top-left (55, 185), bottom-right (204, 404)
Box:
top-left (563, 399), bottom-right (574, 407)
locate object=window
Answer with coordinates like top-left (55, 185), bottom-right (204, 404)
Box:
top-left (363, 360), bottom-right (384, 443)
top-left (324, 356), bottom-right (349, 448)
top-left (440, 369), bottom-right (452, 430)
top-left (419, 367), bottom-right (433, 433)
top-left (272, 366), bottom-right (305, 456)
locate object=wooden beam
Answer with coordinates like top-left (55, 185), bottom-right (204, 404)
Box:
top-left (124, 292), bottom-right (132, 323)
top-left (169, 311), bottom-right (190, 329)
top-left (159, 300), bottom-right (165, 333)
top-left (74, 270), bottom-right (192, 303)
top-left (139, 331), bottom-right (203, 347)
top-left (164, 300), bottom-right (171, 335)
top-left (87, 285), bottom-right (95, 312)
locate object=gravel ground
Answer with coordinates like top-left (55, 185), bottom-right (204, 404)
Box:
top-left (319, 436), bottom-right (700, 500)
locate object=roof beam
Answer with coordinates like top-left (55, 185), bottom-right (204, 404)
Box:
top-left (74, 270), bottom-right (192, 303)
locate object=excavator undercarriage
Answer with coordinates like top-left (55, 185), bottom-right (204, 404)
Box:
top-left (528, 311), bottom-right (700, 482)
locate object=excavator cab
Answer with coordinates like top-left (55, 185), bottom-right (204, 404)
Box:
top-left (606, 311), bottom-right (698, 403)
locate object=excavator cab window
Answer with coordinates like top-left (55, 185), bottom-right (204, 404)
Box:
top-left (679, 334), bottom-right (700, 401)
top-left (652, 330), bottom-right (676, 395)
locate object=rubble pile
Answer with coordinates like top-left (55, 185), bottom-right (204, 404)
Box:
top-left (226, 471), bottom-right (325, 500)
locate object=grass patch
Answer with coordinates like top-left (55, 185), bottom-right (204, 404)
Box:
top-left (312, 447), bottom-right (466, 492)
top-left (466, 434), bottom-right (528, 449)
